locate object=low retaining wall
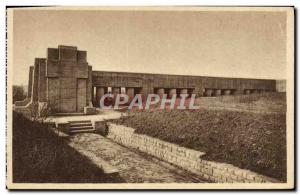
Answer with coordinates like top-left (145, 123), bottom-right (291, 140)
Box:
top-left (107, 123), bottom-right (279, 183)
top-left (13, 102), bottom-right (32, 117)
top-left (15, 98), bottom-right (31, 106)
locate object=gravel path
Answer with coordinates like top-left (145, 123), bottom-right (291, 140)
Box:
top-left (67, 133), bottom-right (205, 183)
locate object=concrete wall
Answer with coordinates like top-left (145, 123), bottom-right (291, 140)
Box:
top-left (92, 71), bottom-right (277, 98)
top-left (276, 80), bottom-right (286, 92)
top-left (47, 77), bottom-right (60, 111)
top-left (107, 123), bottom-right (279, 183)
top-left (16, 45), bottom-right (92, 114)
top-left (43, 46), bottom-right (91, 113)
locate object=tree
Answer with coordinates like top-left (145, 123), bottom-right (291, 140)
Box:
top-left (13, 85), bottom-right (26, 103)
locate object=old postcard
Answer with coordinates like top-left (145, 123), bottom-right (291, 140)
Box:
top-left (6, 6), bottom-right (294, 190)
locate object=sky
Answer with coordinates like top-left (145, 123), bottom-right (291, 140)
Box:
top-left (11, 8), bottom-right (287, 85)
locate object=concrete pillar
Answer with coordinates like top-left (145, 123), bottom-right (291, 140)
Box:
top-left (107, 87), bottom-right (112, 93)
top-left (112, 87), bottom-right (120, 95)
top-left (86, 66), bottom-right (93, 106)
top-left (92, 87), bottom-right (96, 104)
top-left (213, 89), bottom-right (222, 96)
top-left (180, 89), bottom-right (188, 95)
top-left (140, 85), bottom-right (154, 102)
top-left (38, 60), bottom-right (47, 102)
top-left (191, 87), bottom-right (201, 97)
top-left (31, 59), bottom-right (40, 102)
top-left (111, 87), bottom-right (120, 105)
top-left (204, 89), bottom-right (213, 97)
top-left (96, 87), bottom-right (106, 107)
top-left (27, 66), bottom-right (34, 98)
top-left (126, 88), bottom-right (135, 99)
top-left (156, 88), bottom-right (165, 98)
top-left (244, 89), bottom-right (251, 95)
top-left (223, 89), bottom-right (231, 96)
top-left (168, 88), bottom-right (177, 98)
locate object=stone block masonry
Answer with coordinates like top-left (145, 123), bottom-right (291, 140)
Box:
top-left (107, 123), bottom-right (279, 183)
top-left (15, 45), bottom-right (93, 115)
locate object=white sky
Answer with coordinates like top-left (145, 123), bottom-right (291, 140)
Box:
top-left (12, 9), bottom-right (287, 85)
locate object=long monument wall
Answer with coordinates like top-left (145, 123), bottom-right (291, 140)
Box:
top-left (15, 45), bottom-right (278, 114)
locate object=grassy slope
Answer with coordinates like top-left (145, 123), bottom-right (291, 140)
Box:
top-left (13, 111), bottom-right (123, 183)
top-left (115, 109), bottom-right (286, 181)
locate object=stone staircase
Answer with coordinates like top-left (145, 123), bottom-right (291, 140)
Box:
top-left (69, 120), bottom-right (94, 133)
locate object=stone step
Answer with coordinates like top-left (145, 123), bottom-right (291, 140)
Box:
top-left (69, 125), bottom-right (93, 131)
top-left (69, 120), bottom-right (92, 124)
top-left (67, 120), bottom-right (94, 134)
top-left (70, 123), bottom-right (93, 127)
top-left (69, 129), bottom-right (95, 133)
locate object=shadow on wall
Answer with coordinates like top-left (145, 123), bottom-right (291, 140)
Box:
top-left (12, 111), bottom-right (124, 183)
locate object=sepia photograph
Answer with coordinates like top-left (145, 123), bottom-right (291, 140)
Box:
top-left (6, 6), bottom-right (294, 190)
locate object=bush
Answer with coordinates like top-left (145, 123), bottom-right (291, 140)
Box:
top-left (13, 85), bottom-right (26, 103)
